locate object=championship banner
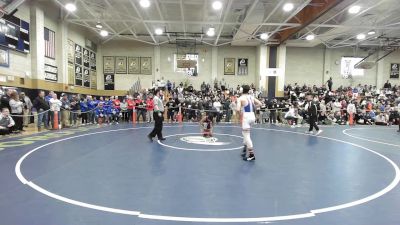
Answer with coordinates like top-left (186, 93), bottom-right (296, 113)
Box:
top-left (44, 64), bottom-right (58, 82)
top-left (238, 58), bottom-right (248, 75)
top-left (224, 58), bottom-right (235, 75)
top-left (75, 64), bottom-right (82, 86)
top-left (90, 70), bottom-right (97, 89)
top-left (83, 68), bottom-right (90, 87)
top-left (115, 56), bottom-right (127, 74)
top-left (103, 56), bottom-right (115, 74)
top-left (390, 63), bottom-right (399, 79)
top-left (75, 44), bottom-right (82, 65)
top-left (83, 48), bottom-right (90, 68)
top-left (104, 74), bottom-right (115, 90)
top-left (128, 57), bottom-right (140, 74)
top-left (90, 52), bottom-right (96, 70)
top-left (140, 57), bottom-right (152, 75)
top-left (68, 63), bottom-right (74, 85)
top-left (67, 39), bottom-right (74, 64)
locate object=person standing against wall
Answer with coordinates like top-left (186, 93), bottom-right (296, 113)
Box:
top-left (148, 89), bottom-right (166, 141)
top-left (20, 92), bottom-right (32, 127)
top-left (33, 90), bottom-right (50, 131)
top-left (49, 93), bottom-right (62, 129)
top-left (61, 94), bottom-right (70, 128)
top-left (9, 91), bottom-right (24, 132)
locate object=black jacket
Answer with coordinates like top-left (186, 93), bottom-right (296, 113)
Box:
top-left (0, 94), bottom-right (10, 110)
top-left (33, 96), bottom-right (50, 111)
top-left (307, 101), bottom-right (318, 119)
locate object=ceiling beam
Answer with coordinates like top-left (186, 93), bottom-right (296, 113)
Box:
top-left (251, 0), bottom-right (286, 39)
top-left (179, 0), bottom-right (186, 37)
top-left (127, 0), bottom-right (157, 44)
top-left (321, 0), bottom-right (387, 44)
top-left (267, 0), bottom-right (313, 43)
top-left (70, 21), bottom-right (156, 45)
top-left (276, 0), bottom-right (344, 44)
top-left (102, 24), bottom-right (138, 44)
top-left (155, 0), bottom-right (171, 40)
top-left (214, 0), bottom-right (233, 45)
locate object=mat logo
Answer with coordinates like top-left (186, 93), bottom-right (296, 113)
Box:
top-left (180, 136), bottom-right (230, 146)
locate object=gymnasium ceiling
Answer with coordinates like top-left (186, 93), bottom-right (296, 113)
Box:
top-left (52, 0), bottom-right (400, 48)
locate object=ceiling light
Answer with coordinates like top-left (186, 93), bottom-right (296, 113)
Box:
top-left (65, 3), bottom-right (77, 12)
top-left (155, 28), bottom-right (163, 35)
top-left (100, 30), bottom-right (109, 37)
top-left (212, 1), bottom-right (223, 10)
top-left (139, 0), bottom-right (150, 8)
top-left (207, 27), bottom-right (215, 37)
top-left (356, 33), bottom-right (366, 40)
top-left (260, 33), bottom-right (269, 40)
top-left (96, 22), bottom-right (103, 29)
top-left (368, 31), bottom-right (376, 35)
top-left (348, 5), bottom-right (360, 14)
top-left (283, 3), bottom-right (294, 12)
top-left (306, 34), bottom-right (315, 41)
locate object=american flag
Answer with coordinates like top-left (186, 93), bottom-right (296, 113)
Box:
top-left (44, 27), bottom-right (55, 59)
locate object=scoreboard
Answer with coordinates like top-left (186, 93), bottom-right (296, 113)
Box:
top-left (0, 14), bottom-right (29, 53)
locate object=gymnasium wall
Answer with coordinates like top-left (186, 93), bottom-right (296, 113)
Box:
top-left (0, 3), bottom-right (30, 78)
top-left (100, 42), bottom-right (257, 90)
top-left (285, 46), bottom-right (400, 89)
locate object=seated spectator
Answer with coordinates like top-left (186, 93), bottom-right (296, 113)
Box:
top-left (0, 108), bottom-right (15, 135)
top-left (108, 103), bottom-right (120, 124)
top-left (375, 113), bottom-right (389, 126)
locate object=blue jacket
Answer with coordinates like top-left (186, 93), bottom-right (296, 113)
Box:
top-left (80, 101), bottom-right (88, 112)
top-left (88, 100), bottom-right (97, 110)
top-left (108, 107), bottom-right (119, 115)
top-left (95, 107), bottom-right (107, 117)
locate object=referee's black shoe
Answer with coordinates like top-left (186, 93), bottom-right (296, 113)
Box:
top-left (159, 137), bottom-right (166, 141)
top-left (147, 134), bottom-right (153, 142)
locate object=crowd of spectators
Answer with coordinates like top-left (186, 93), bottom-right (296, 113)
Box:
top-left (1, 79), bottom-right (399, 136)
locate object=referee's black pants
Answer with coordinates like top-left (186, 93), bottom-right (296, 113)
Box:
top-left (308, 116), bottom-right (319, 132)
top-left (149, 111), bottom-right (164, 139)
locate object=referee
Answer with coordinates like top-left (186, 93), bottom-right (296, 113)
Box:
top-left (148, 88), bottom-right (166, 141)
top-left (306, 95), bottom-right (322, 135)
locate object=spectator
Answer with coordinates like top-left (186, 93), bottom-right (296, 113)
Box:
top-left (20, 92), bottom-right (32, 127)
top-left (0, 107), bottom-right (15, 135)
top-left (0, 88), bottom-right (13, 111)
top-left (146, 96), bottom-right (154, 123)
top-left (49, 93), bottom-right (62, 129)
top-left (61, 93), bottom-right (70, 128)
top-left (9, 91), bottom-right (24, 132)
top-left (33, 90), bottom-right (50, 131)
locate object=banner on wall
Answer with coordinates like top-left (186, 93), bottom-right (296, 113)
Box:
top-left (224, 58), bottom-right (235, 75)
top-left (68, 40), bottom-right (74, 63)
top-left (74, 44), bottom-right (82, 65)
top-left (83, 68), bottom-right (90, 87)
top-left (115, 56), bottom-right (127, 74)
top-left (83, 48), bottom-right (90, 68)
top-left (75, 65), bottom-right (82, 86)
top-left (90, 52), bottom-right (96, 70)
top-left (44, 64), bottom-right (58, 82)
top-left (90, 70), bottom-right (97, 89)
top-left (68, 64), bottom-right (74, 85)
top-left (128, 57), bottom-right (140, 74)
top-left (103, 56), bottom-right (115, 74)
top-left (237, 58), bottom-right (248, 75)
top-left (140, 57), bottom-right (152, 75)
top-left (104, 74), bottom-right (115, 90)
top-left (390, 63), bottom-right (399, 79)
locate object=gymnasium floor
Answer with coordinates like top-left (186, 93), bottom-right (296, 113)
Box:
top-left (0, 123), bottom-right (399, 225)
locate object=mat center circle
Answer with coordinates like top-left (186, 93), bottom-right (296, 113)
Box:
top-left (158, 132), bottom-right (243, 151)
